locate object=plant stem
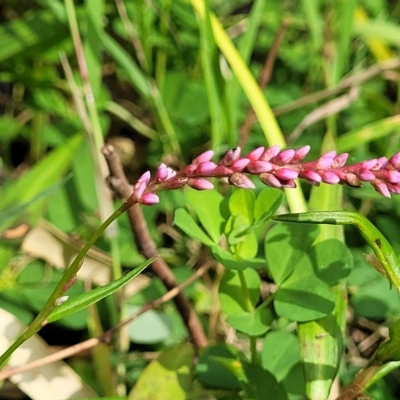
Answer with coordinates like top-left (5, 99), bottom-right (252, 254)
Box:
top-left (0, 201), bottom-right (132, 368)
top-left (238, 270), bottom-right (257, 364)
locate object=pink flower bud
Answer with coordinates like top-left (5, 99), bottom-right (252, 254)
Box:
top-left (155, 163), bottom-right (168, 182)
top-left (357, 169), bottom-right (375, 181)
top-left (140, 193), bottom-right (160, 205)
top-left (389, 152), bottom-right (400, 168)
top-left (246, 160), bottom-right (273, 174)
top-left (345, 173), bottom-right (361, 187)
top-left (372, 181), bottom-right (391, 198)
top-left (317, 152), bottom-right (336, 169)
top-left (274, 168), bottom-right (299, 180)
top-left (195, 161), bottom-right (217, 174)
top-left (184, 164), bottom-right (197, 174)
top-left (259, 173), bottom-right (282, 188)
top-left (384, 170), bottom-right (400, 183)
top-left (360, 159), bottom-right (378, 170)
top-left (321, 171), bottom-right (340, 184)
top-left (193, 150), bottom-right (214, 164)
top-left (272, 149), bottom-right (295, 165)
top-left (212, 165), bottom-right (233, 176)
top-left (231, 158), bottom-right (250, 171)
top-left (137, 171), bottom-right (151, 185)
top-left (376, 157), bottom-right (388, 169)
top-left (388, 183), bottom-right (400, 194)
top-left (247, 147), bottom-right (265, 161)
top-left (333, 153), bottom-right (348, 167)
top-left (293, 145), bottom-right (311, 162)
top-left (134, 181), bottom-right (147, 199)
top-left (229, 172), bottom-right (255, 189)
top-left (260, 145), bottom-right (281, 161)
top-left (188, 178), bottom-right (214, 190)
top-left (221, 147), bottom-right (241, 166)
top-left (302, 170), bottom-right (322, 184)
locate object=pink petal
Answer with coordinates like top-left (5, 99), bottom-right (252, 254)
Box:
top-left (357, 169), bottom-right (375, 181)
top-left (293, 145), bottom-right (311, 162)
top-left (193, 150), bottom-right (214, 164)
top-left (302, 170), bottom-right (322, 183)
top-left (229, 172), bottom-right (255, 189)
top-left (333, 153), bottom-right (348, 167)
top-left (275, 168), bottom-right (299, 180)
top-left (137, 171), bottom-right (151, 185)
top-left (259, 173), bottom-right (282, 188)
top-left (195, 161), bottom-right (217, 174)
top-left (272, 149), bottom-right (295, 165)
top-left (140, 193), bottom-right (160, 205)
top-left (188, 178), bottom-right (214, 190)
top-left (231, 158), bottom-right (250, 171)
top-left (321, 171), bottom-right (340, 184)
top-left (389, 152), bottom-right (400, 168)
top-left (372, 181), bottom-right (391, 198)
top-left (247, 147), bottom-right (265, 161)
top-left (155, 163), bottom-right (169, 182)
top-left (246, 160), bottom-right (273, 174)
top-left (260, 145), bottom-right (281, 161)
top-left (221, 147), bottom-right (241, 166)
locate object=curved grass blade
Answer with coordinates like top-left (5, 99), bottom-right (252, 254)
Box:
top-left (273, 211), bottom-right (400, 291)
top-left (47, 257), bottom-right (156, 323)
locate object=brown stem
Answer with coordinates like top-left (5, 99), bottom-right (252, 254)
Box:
top-left (335, 363), bottom-right (381, 400)
top-left (238, 18), bottom-right (289, 148)
top-left (102, 144), bottom-right (208, 349)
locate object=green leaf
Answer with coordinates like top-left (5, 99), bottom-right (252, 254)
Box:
top-left (312, 239), bottom-right (353, 286)
top-left (0, 10), bottom-right (69, 62)
top-left (229, 189), bottom-right (255, 225)
top-left (197, 344), bottom-right (241, 390)
top-left (174, 208), bottom-right (215, 246)
top-left (211, 246), bottom-right (262, 271)
top-left (128, 343), bottom-right (193, 400)
top-left (274, 258), bottom-right (335, 322)
top-left (47, 258), bottom-right (154, 323)
top-left (242, 363), bottom-right (288, 400)
top-left (127, 306), bottom-right (172, 344)
top-left (234, 231), bottom-right (258, 260)
top-left (265, 223), bottom-right (319, 285)
top-left (226, 307), bottom-right (272, 336)
top-left (261, 331), bottom-right (301, 381)
top-left (186, 188), bottom-right (225, 243)
top-left (254, 187), bottom-right (283, 223)
top-left (219, 269), bottom-right (260, 315)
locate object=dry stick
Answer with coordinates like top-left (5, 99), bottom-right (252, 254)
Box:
top-left (238, 19), bottom-right (289, 149)
top-left (0, 261), bottom-right (213, 381)
top-left (273, 57), bottom-right (400, 117)
top-left (102, 144), bottom-right (208, 348)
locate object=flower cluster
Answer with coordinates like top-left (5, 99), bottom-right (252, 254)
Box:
top-left (131, 146), bottom-right (400, 205)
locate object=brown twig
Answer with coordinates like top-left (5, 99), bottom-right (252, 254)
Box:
top-left (0, 261), bottom-right (212, 381)
top-left (238, 19), bottom-right (289, 148)
top-left (102, 144), bottom-right (209, 348)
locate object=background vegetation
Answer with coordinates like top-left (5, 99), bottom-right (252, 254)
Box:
top-left (1, 0), bottom-right (400, 399)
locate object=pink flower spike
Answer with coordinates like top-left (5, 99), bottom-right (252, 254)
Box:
top-left (357, 169), bottom-right (375, 181)
top-left (389, 152), bottom-right (400, 168)
top-left (321, 171), bottom-right (340, 184)
top-left (155, 163), bottom-right (168, 182)
top-left (221, 147), bottom-right (241, 166)
top-left (373, 181), bottom-right (391, 198)
top-left (188, 178), bottom-right (214, 190)
top-left (333, 153), bottom-right (348, 167)
top-left (247, 147), bottom-right (265, 161)
top-left (272, 149), bottom-right (295, 165)
top-left (140, 193), bottom-right (160, 205)
top-left (261, 145), bottom-right (281, 161)
top-left (293, 145), bottom-right (311, 162)
top-left (246, 160), bottom-right (273, 174)
top-left (229, 172), bottom-right (255, 189)
top-left (196, 161), bottom-right (217, 174)
top-left (137, 171), bottom-right (151, 185)
top-left (259, 173), bottom-right (282, 188)
top-left (193, 150), bottom-right (214, 165)
top-left (275, 168), bottom-right (299, 180)
top-left (302, 170), bottom-right (322, 184)
top-left (230, 158), bottom-right (250, 171)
